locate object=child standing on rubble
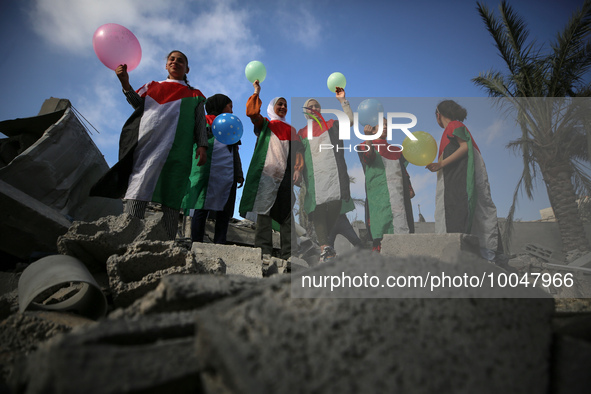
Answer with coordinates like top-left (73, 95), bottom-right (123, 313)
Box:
top-left (182, 93), bottom-right (244, 244)
top-left (239, 80), bottom-right (304, 259)
top-left (426, 100), bottom-right (499, 261)
top-left (359, 119), bottom-right (415, 252)
top-left (90, 50), bottom-right (208, 240)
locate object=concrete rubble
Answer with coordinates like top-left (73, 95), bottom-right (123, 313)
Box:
top-left (0, 218), bottom-right (590, 393)
top-left (0, 98), bottom-right (121, 261)
top-left (107, 241), bottom-right (225, 308)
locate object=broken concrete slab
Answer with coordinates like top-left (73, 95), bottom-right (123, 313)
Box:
top-left (194, 250), bottom-right (554, 393)
top-left (0, 179), bottom-right (71, 260)
top-left (191, 242), bottom-right (263, 278)
top-left (1, 311), bottom-right (95, 383)
top-left (8, 312), bottom-right (202, 394)
top-left (0, 100), bottom-right (122, 222)
top-left (57, 213), bottom-right (168, 272)
top-left (107, 241), bottom-right (225, 308)
top-left (262, 255), bottom-right (290, 276)
top-left (109, 274), bottom-right (264, 319)
top-left (381, 233), bottom-right (482, 263)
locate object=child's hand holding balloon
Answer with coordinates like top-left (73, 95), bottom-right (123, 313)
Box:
top-left (115, 64), bottom-right (131, 91)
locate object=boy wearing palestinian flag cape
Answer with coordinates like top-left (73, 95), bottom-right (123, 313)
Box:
top-left (297, 91), bottom-right (354, 262)
top-left (239, 81), bottom-right (304, 259)
top-left (426, 100), bottom-right (499, 261)
top-left (360, 120), bottom-right (415, 252)
top-left (90, 51), bottom-right (208, 240)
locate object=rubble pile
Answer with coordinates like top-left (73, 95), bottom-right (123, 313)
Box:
top-left (1, 213), bottom-right (591, 392)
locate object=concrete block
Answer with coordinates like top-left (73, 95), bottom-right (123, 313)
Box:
top-left (381, 233), bottom-right (481, 263)
top-left (57, 213), bottom-right (168, 273)
top-left (194, 250), bottom-right (554, 393)
top-left (192, 242), bottom-right (263, 278)
top-left (110, 274), bottom-right (264, 319)
top-left (262, 255), bottom-right (290, 276)
top-left (9, 312), bottom-right (202, 394)
top-left (107, 241), bottom-right (224, 307)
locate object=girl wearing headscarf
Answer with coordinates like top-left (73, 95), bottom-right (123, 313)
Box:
top-left (239, 80), bottom-right (304, 259)
top-left (182, 93), bottom-right (244, 244)
top-left (297, 89), bottom-right (354, 262)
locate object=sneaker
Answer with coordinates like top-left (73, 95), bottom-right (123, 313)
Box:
top-left (319, 246), bottom-right (337, 263)
top-left (371, 244), bottom-right (381, 253)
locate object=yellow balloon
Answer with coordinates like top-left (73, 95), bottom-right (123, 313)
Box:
top-left (402, 131), bottom-right (438, 166)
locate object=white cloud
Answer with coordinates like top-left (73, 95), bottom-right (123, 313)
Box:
top-left (483, 118), bottom-right (506, 145)
top-left (30, 0), bottom-right (262, 98)
top-left (274, 5), bottom-right (323, 49)
top-left (407, 170), bottom-right (435, 194)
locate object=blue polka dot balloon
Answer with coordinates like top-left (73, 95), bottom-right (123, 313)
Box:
top-left (212, 113), bottom-right (243, 145)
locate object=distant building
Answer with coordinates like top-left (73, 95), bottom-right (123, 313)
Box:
top-left (539, 207), bottom-right (555, 222)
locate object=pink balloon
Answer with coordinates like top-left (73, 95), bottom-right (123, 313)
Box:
top-left (92, 23), bottom-right (142, 71)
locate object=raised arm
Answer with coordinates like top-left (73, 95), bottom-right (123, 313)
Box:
top-left (335, 87), bottom-right (354, 126)
top-left (246, 80), bottom-right (265, 132)
top-left (117, 64), bottom-right (142, 109)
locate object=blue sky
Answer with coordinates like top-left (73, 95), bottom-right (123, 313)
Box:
top-left (0, 0), bottom-right (588, 223)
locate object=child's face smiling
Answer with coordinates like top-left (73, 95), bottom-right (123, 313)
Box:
top-left (166, 52), bottom-right (189, 80)
top-left (274, 99), bottom-right (288, 118)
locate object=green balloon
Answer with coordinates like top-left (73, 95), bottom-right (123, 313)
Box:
top-left (245, 60), bottom-right (267, 83)
top-left (327, 72), bottom-right (346, 93)
top-left (401, 131), bottom-right (438, 166)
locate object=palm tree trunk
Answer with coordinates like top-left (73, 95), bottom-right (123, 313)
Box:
top-left (540, 158), bottom-right (590, 252)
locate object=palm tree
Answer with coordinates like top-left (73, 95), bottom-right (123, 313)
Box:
top-left (473, 0), bottom-right (591, 254)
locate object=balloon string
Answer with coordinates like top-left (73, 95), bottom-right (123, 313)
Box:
top-left (71, 105), bottom-right (100, 135)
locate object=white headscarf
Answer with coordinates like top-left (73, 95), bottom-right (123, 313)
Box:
top-left (267, 97), bottom-right (289, 124)
top-left (303, 98), bottom-right (320, 120)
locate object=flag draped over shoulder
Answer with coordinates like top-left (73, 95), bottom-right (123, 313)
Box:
top-left (362, 140), bottom-right (409, 239)
top-left (434, 121), bottom-right (498, 252)
top-left (181, 114), bottom-right (234, 214)
top-left (298, 119), bottom-right (350, 214)
top-left (239, 118), bottom-right (293, 219)
top-left (90, 80), bottom-right (205, 210)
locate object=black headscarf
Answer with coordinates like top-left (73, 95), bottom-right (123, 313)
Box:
top-left (205, 94), bottom-right (232, 116)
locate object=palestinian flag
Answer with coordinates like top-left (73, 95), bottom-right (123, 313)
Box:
top-left (298, 118), bottom-right (350, 214)
top-left (181, 114), bottom-right (234, 214)
top-left (363, 140), bottom-right (410, 239)
top-left (90, 80), bottom-right (205, 210)
top-left (434, 121), bottom-right (498, 252)
top-left (239, 118), bottom-right (293, 217)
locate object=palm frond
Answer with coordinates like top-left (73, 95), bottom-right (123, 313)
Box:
top-left (472, 71), bottom-right (512, 98)
top-left (572, 160), bottom-right (591, 196)
top-left (548, 0), bottom-right (591, 96)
